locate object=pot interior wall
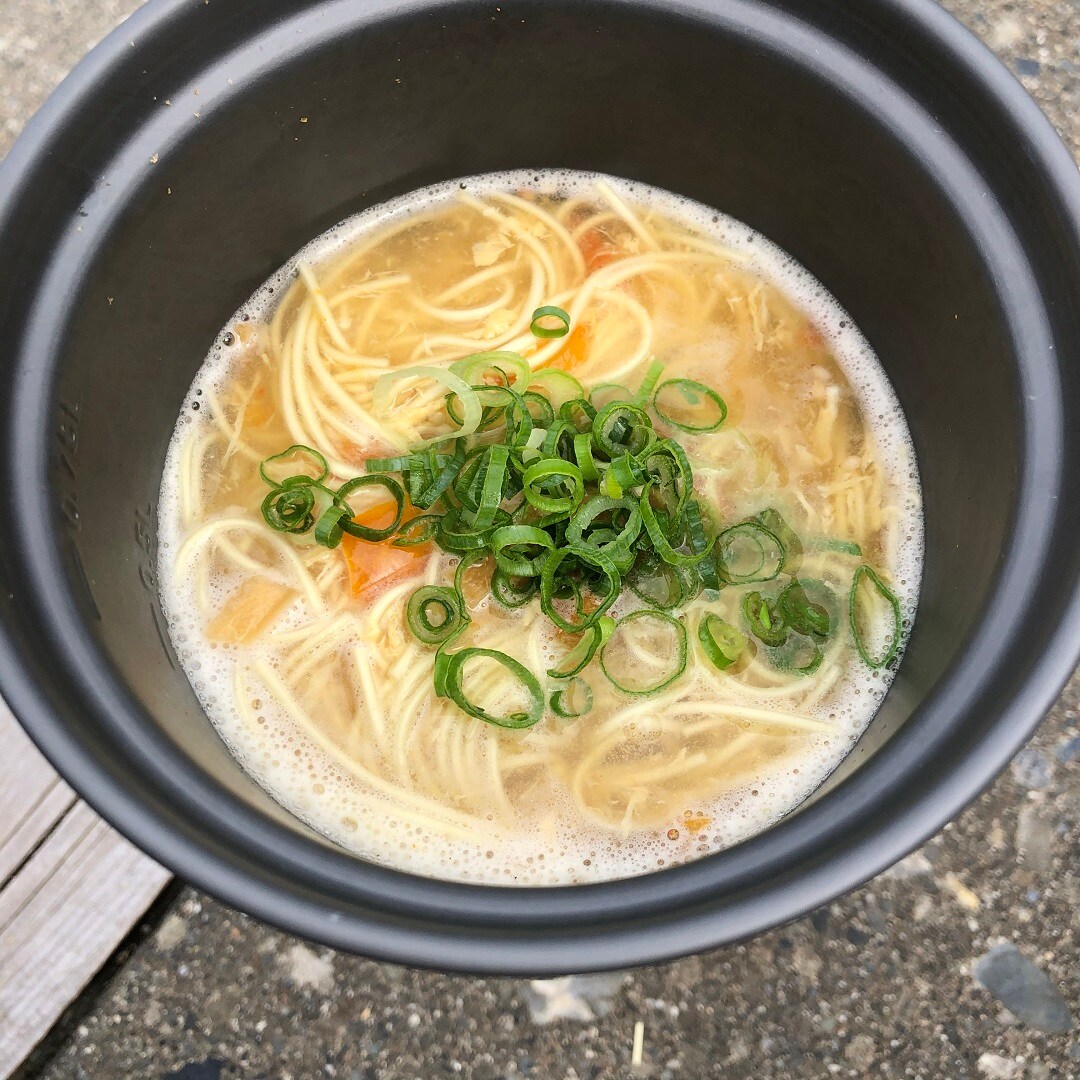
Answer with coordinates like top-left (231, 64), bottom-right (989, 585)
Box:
top-left (49, 5), bottom-right (1016, 837)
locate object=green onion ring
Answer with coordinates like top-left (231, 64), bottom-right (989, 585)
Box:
top-left (527, 368), bottom-right (584, 409)
top-left (522, 458), bottom-right (585, 515)
top-left (374, 365), bottom-right (483, 447)
top-left (625, 552), bottom-right (695, 609)
top-left (407, 585), bottom-right (465, 646)
top-left (529, 304), bottom-right (571, 339)
top-left (850, 564), bottom-right (903, 669)
top-left (600, 609), bottom-right (688, 696)
top-left (778, 579), bottom-right (834, 638)
top-left (757, 508), bottom-right (803, 573)
top-left (390, 513), bottom-right (440, 548)
top-left (592, 401), bottom-right (655, 459)
top-left (638, 482), bottom-right (710, 567)
top-left (313, 503), bottom-right (349, 548)
top-left (566, 496), bottom-right (642, 561)
top-left (539, 544), bottom-right (620, 632)
top-left (261, 484), bottom-right (315, 534)
top-left (697, 614), bottom-right (747, 671)
top-left (522, 390), bottom-right (555, 427)
top-left (490, 525), bottom-right (555, 577)
top-left (443, 648), bottom-right (544, 728)
top-left (715, 521), bottom-right (785, 585)
top-left (491, 568), bottom-right (540, 608)
top-left (741, 591), bottom-right (788, 647)
top-left (471, 444), bottom-right (510, 531)
top-left (634, 360), bottom-right (666, 406)
top-left (573, 432), bottom-right (600, 482)
top-left (653, 378), bottom-right (728, 433)
top-left (546, 615), bottom-right (615, 679)
top-left (336, 475), bottom-right (406, 541)
top-left (550, 677), bottom-right (594, 718)
top-left (259, 444), bottom-right (329, 487)
top-left (589, 383), bottom-right (634, 409)
top-left (450, 350), bottom-right (531, 389)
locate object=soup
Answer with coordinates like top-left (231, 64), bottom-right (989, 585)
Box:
top-left (158, 171), bottom-right (921, 885)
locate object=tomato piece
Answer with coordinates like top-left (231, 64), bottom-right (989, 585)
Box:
top-left (578, 228), bottom-right (617, 271)
top-left (340, 499), bottom-right (430, 598)
top-left (553, 324), bottom-right (591, 371)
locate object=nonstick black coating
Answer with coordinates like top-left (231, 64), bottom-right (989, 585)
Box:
top-left (0, 0), bottom-right (1078, 974)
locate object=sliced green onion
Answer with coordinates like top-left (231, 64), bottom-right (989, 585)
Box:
top-left (653, 378), bottom-right (727, 433)
top-left (450, 350), bottom-right (531, 389)
top-left (550, 677), bottom-right (594, 718)
top-left (592, 401), bottom-right (655, 459)
top-left (607, 453), bottom-right (644, 491)
top-left (522, 390), bottom-right (555, 427)
top-left (590, 383), bottom-right (634, 410)
top-left (816, 537), bottom-right (863, 556)
top-left (680, 499), bottom-right (713, 557)
top-left (757, 508), bottom-right (803, 573)
top-left (600, 610), bottom-right (688, 695)
top-left (539, 544), bottom-right (620, 632)
top-left (413, 443), bottom-right (466, 508)
top-left (530, 304), bottom-right (571, 339)
top-left (625, 551), bottom-right (695, 609)
top-left (634, 360), bottom-right (665, 406)
top-left (566, 495), bottom-right (642, 563)
top-left (261, 484), bottom-right (316, 534)
top-left (364, 454), bottom-right (413, 474)
top-left (778, 579), bottom-right (833, 638)
top-left (391, 513), bottom-right (440, 548)
top-left (452, 550), bottom-right (487, 608)
top-left (259, 445), bottom-right (329, 487)
top-left (640, 439), bottom-right (693, 513)
top-left (697, 614), bottom-right (747, 671)
top-left (490, 525), bottom-right (555, 577)
top-left (522, 459), bottom-right (584, 514)
top-left (546, 615), bottom-right (615, 679)
top-left (573, 432), bottom-right (600, 482)
top-left (850, 564), bottom-right (903, 669)
top-left (599, 469), bottom-right (624, 499)
top-left (443, 648), bottom-right (544, 728)
top-left (742, 591), bottom-right (788, 647)
top-left (559, 397), bottom-right (597, 432)
top-left (436, 507), bottom-right (498, 552)
top-left (374, 365), bottom-right (483, 447)
top-left (638, 482), bottom-right (709, 567)
top-left (336, 475), bottom-right (406, 541)
top-left (491, 568), bottom-right (539, 608)
top-left (715, 521), bottom-right (785, 584)
top-left (471, 444), bottom-right (510, 530)
top-left (527, 368), bottom-right (584, 410)
top-left (407, 585), bottom-right (465, 646)
top-left (314, 503), bottom-right (349, 548)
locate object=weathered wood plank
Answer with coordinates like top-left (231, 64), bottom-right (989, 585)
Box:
top-left (0, 780), bottom-right (77, 890)
top-left (0, 704), bottom-right (66, 884)
top-left (0, 707), bottom-right (171, 1079)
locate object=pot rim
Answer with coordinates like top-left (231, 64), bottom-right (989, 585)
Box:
top-left (1, 0), bottom-right (1079, 974)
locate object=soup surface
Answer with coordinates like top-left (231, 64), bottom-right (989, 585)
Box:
top-left (158, 171), bottom-right (922, 884)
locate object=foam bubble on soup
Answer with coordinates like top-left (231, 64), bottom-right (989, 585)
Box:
top-left (157, 171), bottom-right (922, 885)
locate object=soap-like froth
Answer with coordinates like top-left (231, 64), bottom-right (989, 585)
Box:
top-left (157, 170), bottom-right (922, 885)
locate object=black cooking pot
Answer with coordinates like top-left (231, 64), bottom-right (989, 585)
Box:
top-left (1, 0), bottom-right (1078, 975)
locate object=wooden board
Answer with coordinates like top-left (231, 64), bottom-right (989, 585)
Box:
top-left (0, 703), bottom-right (171, 1079)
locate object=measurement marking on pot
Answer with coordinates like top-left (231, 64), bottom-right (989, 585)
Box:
top-left (53, 399), bottom-right (100, 621)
